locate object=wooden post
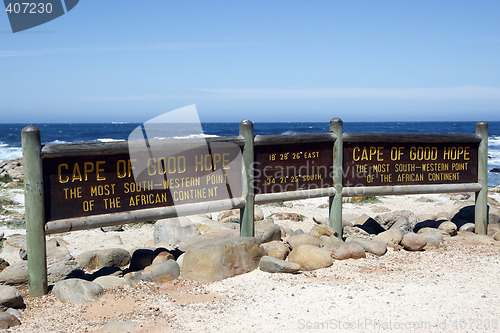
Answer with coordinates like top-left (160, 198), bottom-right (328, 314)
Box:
top-left (329, 118), bottom-right (343, 237)
top-left (475, 121), bottom-right (488, 235)
top-left (239, 120), bottom-right (255, 237)
top-left (21, 126), bottom-right (48, 296)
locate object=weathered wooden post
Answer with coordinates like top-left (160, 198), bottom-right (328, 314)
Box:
top-left (21, 126), bottom-right (48, 296)
top-left (239, 120), bottom-right (255, 237)
top-left (329, 118), bottom-right (343, 237)
top-left (475, 121), bottom-right (488, 235)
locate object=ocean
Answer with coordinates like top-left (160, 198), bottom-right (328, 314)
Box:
top-left (1, 121), bottom-right (499, 187)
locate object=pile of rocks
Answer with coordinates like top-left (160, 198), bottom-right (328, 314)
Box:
top-left (1, 203), bottom-right (500, 329)
top-left (0, 158), bottom-right (23, 181)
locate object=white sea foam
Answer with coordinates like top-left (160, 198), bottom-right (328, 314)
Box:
top-left (489, 150), bottom-right (500, 166)
top-left (45, 140), bottom-right (69, 145)
top-left (97, 138), bottom-right (125, 143)
top-left (172, 134), bottom-right (219, 139)
top-left (489, 135), bottom-right (500, 146)
top-left (282, 130), bottom-right (297, 135)
top-left (0, 146), bottom-right (22, 162)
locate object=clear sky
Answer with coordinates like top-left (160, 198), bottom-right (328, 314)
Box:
top-left (1, 1), bottom-right (499, 123)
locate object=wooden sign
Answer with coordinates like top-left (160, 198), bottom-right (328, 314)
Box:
top-left (254, 142), bottom-right (334, 194)
top-left (42, 142), bottom-right (242, 221)
top-left (343, 142), bottom-right (479, 187)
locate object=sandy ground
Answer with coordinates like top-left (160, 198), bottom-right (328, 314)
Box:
top-left (1, 184), bottom-right (500, 333)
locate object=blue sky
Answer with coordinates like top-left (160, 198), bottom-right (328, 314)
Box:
top-left (1, 0), bottom-right (499, 123)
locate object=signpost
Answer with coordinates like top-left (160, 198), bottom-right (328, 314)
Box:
top-left (22, 119), bottom-right (489, 297)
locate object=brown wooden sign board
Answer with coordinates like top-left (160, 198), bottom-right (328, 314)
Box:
top-left (254, 141), bottom-right (334, 194)
top-left (43, 143), bottom-right (242, 222)
top-left (343, 142), bottom-right (479, 187)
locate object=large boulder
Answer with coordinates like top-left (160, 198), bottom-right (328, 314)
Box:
top-left (389, 218), bottom-right (413, 235)
top-left (331, 242), bottom-right (366, 260)
top-left (0, 312), bottom-right (21, 329)
top-left (310, 224), bottom-right (341, 245)
top-left (76, 248), bottom-right (131, 271)
top-left (19, 237), bottom-right (71, 261)
top-left (0, 285), bottom-right (24, 311)
top-left (438, 221), bottom-right (458, 236)
top-left (345, 237), bottom-right (387, 256)
top-left (419, 229), bottom-right (444, 247)
top-left (153, 217), bottom-right (200, 246)
top-left (93, 276), bottom-right (125, 290)
top-left (52, 278), bottom-right (104, 304)
top-left (181, 237), bottom-right (265, 283)
top-left (287, 234), bottom-right (323, 249)
top-left (0, 262), bottom-right (28, 285)
top-left (401, 233), bottom-right (427, 251)
top-left (177, 230), bottom-right (239, 251)
top-left (342, 226), bottom-right (371, 239)
top-left (140, 260), bottom-right (180, 283)
top-left (287, 245), bottom-right (333, 271)
top-left (259, 256), bottom-right (301, 274)
top-left (376, 210), bottom-right (417, 230)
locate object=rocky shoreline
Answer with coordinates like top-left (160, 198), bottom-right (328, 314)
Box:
top-left (1, 158), bottom-right (500, 331)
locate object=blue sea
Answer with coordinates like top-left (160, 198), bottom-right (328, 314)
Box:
top-left (1, 121), bottom-right (499, 187)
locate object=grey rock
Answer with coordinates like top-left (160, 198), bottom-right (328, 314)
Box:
top-left (216, 209), bottom-right (240, 223)
top-left (261, 241), bottom-right (290, 260)
top-left (438, 221), bottom-right (458, 236)
top-left (310, 224), bottom-right (339, 239)
top-left (376, 210), bottom-right (417, 229)
top-left (346, 237), bottom-right (387, 256)
top-left (493, 231), bottom-right (500, 241)
top-left (177, 230), bottom-right (239, 251)
top-left (76, 248), bottom-right (131, 271)
top-left (401, 233), bottom-right (427, 251)
top-left (140, 259), bottom-right (180, 283)
top-left (123, 272), bottom-right (142, 286)
top-left (193, 217), bottom-right (237, 234)
top-left (153, 217), bottom-right (200, 246)
top-left (176, 253), bottom-right (185, 269)
top-left (20, 237), bottom-right (70, 260)
top-left (259, 256), bottom-right (300, 273)
top-left (272, 212), bottom-right (301, 221)
top-left (3, 235), bottom-right (25, 253)
top-left (100, 225), bottom-right (124, 232)
top-left (93, 276), bottom-right (125, 290)
top-left (5, 308), bottom-right (22, 320)
top-left (288, 245), bottom-right (333, 270)
top-left (490, 213), bottom-right (500, 225)
top-left (254, 206), bottom-right (265, 221)
top-left (488, 224), bottom-right (500, 236)
top-left (47, 255), bottom-right (85, 284)
top-left (181, 237), bottom-right (265, 283)
top-left (420, 229), bottom-right (443, 247)
top-left (0, 285), bottom-right (24, 311)
top-left (331, 242), bottom-right (366, 260)
top-left (0, 262), bottom-right (27, 285)
top-left (254, 219), bottom-right (282, 244)
top-left (290, 229), bottom-right (305, 237)
top-left (287, 234), bottom-right (323, 249)
top-left (459, 223), bottom-right (475, 232)
top-left (0, 312), bottom-right (21, 329)
top-left (53, 278), bottom-right (104, 304)
top-left (451, 234), bottom-right (495, 246)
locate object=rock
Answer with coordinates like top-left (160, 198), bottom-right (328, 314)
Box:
top-left (287, 234), bottom-right (323, 249)
top-left (0, 285), bottom-right (24, 311)
top-left (101, 225), bottom-right (124, 232)
top-left (457, 234), bottom-right (496, 246)
top-left (123, 272), bottom-right (142, 286)
top-left (373, 229), bottom-right (403, 248)
top-left (141, 260), bottom-right (180, 283)
top-left (3, 235), bottom-right (25, 253)
top-left (401, 233), bottom-right (427, 251)
top-left (354, 215), bottom-right (385, 234)
top-left (0, 158), bottom-right (23, 180)
top-left (76, 248), bottom-right (131, 271)
top-left (254, 207), bottom-right (264, 221)
top-left (0, 231), bottom-right (3, 240)
top-left (0, 262), bottom-right (27, 285)
top-left (342, 214), bottom-right (357, 228)
top-left (272, 212), bottom-right (301, 221)
top-left (88, 267), bottom-right (123, 280)
top-left (491, 168), bottom-right (500, 173)
top-left (0, 258), bottom-right (9, 273)
top-left (129, 249), bottom-right (155, 271)
top-left (376, 210), bottom-right (417, 229)
top-left (488, 224), bottom-right (500, 236)
top-left (254, 220), bottom-right (282, 244)
top-left (417, 227), bottom-right (448, 236)
top-left (259, 256), bottom-right (300, 274)
top-left (420, 229), bottom-right (443, 247)
top-left (19, 237), bottom-right (71, 261)
top-left (283, 227), bottom-right (294, 237)
top-left (93, 276), bottom-right (125, 290)
top-left (193, 218), bottom-right (237, 234)
top-left (5, 308), bottom-right (22, 320)
top-left (96, 321), bottom-right (143, 333)
top-left (389, 217), bottom-right (413, 235)
top-left (176, 253), bottom-right (185, 269)
top-left (459, 223), bottom-right (475, 232)
top-left (346, 237), bottom-right (387, 256)
top-left (47, 255), bottom-right (85, 284)
top-left (0, 312), bottom-right (21, 329)
top-left (153, 217), bottom-right (200, 246)
top-left (261, 241), bottom-right (290, 260)
top-left (493, 232), bottom-right (500, 241)
top-left (181, 237), bottom-right (265, 283)
top-left (52, 278), bottom-right (104, 304)
top-left (331, 242), bottom-right (366, 260)
top-left (288, 245), bottom-right (333, 270)
top-left (312, 214), bottom-right (328, 225)
top-left (342, 225), bottom-right (371, 239)
top-left (438, 221), bottom-right (458, 236)
top-left (151, 251), bottom-right (175, 266)
top-left (489, 213), bottom-right (500, 225)
top-left (310, 224), bottom-right (338, 238)
top-left (217, 210), bottom-right (240, 223)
